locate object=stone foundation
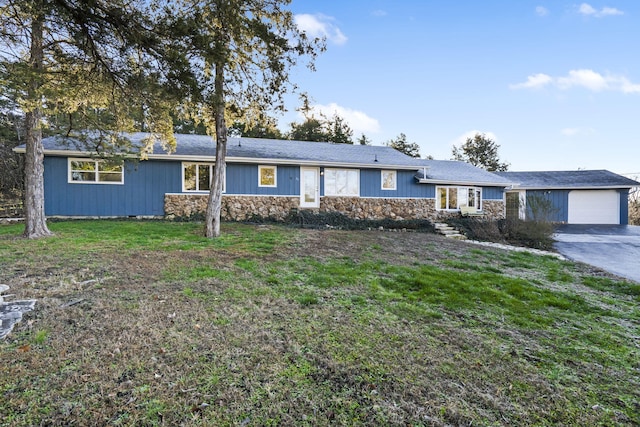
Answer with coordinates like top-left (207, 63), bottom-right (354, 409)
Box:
top-left (320, 197), bottom-right (435, 221)
top-left (480, 200), bottom-right (505, 221)
top-left (165, 194), bottom-right (299, 221)
top-left (164, 194), bottom-right (505, 222)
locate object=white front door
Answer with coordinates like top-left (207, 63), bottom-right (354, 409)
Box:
top-left (300, 167), bottom-right (320, 208)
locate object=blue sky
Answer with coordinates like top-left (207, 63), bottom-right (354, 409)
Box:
top-left (283, 1), bottom-right (640, 176)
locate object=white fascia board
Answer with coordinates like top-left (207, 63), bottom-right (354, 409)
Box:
top-left (32, 148), bottom-right (423, 170)
top-left (222, 156), bottom-right (422, 170)
top-left (518, 185), bottom-right (635, 190)
top-left (418, 178), bottom-right (513, 187)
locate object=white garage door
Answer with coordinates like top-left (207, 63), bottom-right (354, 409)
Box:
top-left (568, 190), bottom-right (620, 224)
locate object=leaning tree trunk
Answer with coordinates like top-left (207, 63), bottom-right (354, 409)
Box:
top-left (23, 11), bottom-right (52, 239)
top-left (204, 60), bottom-right (228, 238)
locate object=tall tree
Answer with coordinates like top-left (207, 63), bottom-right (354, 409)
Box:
top-left (229, 111), bottom-right (283, 139)
top-left (0, 0), bottom-right (178, 238)
top-left (326, 113), bottom-right (353, 144)
top-left (451, 133), bottom-right (509, 171)
top-left (0, 91), bottom-right (25, 197)
top-left (386, 133), bottom-right (421, 158)
top-left (287, 97), bottom-right (353, 144)
top-left (287, 95), bottom-right (329, 142)
top-left (287, 117), bottom-right (327, 142)
top-left (169, 0), bottom-right (323, 237)
top-left (357, 133), bottom-right (371, 145)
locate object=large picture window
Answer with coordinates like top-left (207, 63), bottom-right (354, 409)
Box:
top-left (183, 162), bottom-right (223, 192)
top-left (437, 186), bottom-right (482, 211)
top-left (324, 168), bottom-right (359, 196)
top-left (69, 158), bottom-right (123, 184)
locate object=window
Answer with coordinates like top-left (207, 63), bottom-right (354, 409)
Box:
top-left (258, 165), bottom-right (277, 187)
top-left (183, 162), bottom-right (224, 192)
top-left (381, 170), bottom-right (397, 190)
top-left (69, 158), bottom-right (123, 184)
top-left (324, 168), bottom-right (359, 196)
top-left (437, 186), bottom-right (482, 210)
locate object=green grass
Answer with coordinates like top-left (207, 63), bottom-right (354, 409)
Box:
top-left (1, 219), bottom-right (639, 426)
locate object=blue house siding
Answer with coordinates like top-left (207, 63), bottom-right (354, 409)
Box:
top-left (525, 190), bottom-right (569, 222)
top-left (44, 157), bottom-right (180, 216)
top-left (226, 164), bottom-right (299, 196)
top-left (482, 187), bottom-right (504, 201)
top-left (619, 189), bottom-right (629, 225)
top-left (42, 155), bottom-right (509, 219)
top-left (360, 170), bottom-right (435, 198)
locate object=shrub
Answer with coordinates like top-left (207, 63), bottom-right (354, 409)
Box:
top-left (501, 218), bottom-right (555, 251)
top-left (446, 217), bottom-right (506, 243)
top-left (284, 210), bottom-right (436, 232)
top-left (446, 217), bottom-right (555, 251)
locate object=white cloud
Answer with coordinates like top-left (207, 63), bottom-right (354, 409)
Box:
top-left (451, 130), bottom-right (499, 148)
top-left (535, 6), bottom-right (549, 16)
top-left (302, 103), bottom-right (381, 135)
top-left (294, 14), bottom-right (347, 45)
top-left (509, 73), bottom-right (553, 90)
top-left (372, 10), bottom-right (388, 17)
top-left (510, 69), bottom-right (640, 93)
top-left (557, 69), bottom-right (608, 91)
top-left (578, 3), bottom-right (624, 17)
top-left (561, 127), bottom-right (595, 136)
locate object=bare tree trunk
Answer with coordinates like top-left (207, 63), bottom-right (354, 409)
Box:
top-left (23, 11), bottom-right (52, 238)
top-left (204, 61), bottom-right (227, 238)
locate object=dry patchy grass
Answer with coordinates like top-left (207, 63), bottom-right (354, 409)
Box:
top-left (0, 220), bottom-right (639, 426)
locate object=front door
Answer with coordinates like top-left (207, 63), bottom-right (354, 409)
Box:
top-left (300, 167), bottom-right (320, 208)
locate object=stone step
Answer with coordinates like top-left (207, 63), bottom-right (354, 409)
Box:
top-left (434, 222), bottom-right (467, 239)
top-left (445, 234), bottom-right (468, 240)
top-left (438, 229), bottom-right (460, 235)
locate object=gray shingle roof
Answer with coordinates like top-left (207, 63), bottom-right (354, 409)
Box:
top-left (495, 170), bottom-right (640, 189)
top-left (38, 132), bottom-right (427, 169)
top-left (416, 160), bottom-right (513, 186)
top-left (29, 132), bottom-right (510, 186)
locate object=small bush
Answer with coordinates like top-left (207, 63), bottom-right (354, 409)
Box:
top-left (446, 217), bottom-right (506, 243)
top-left (502, 219), bottom-right (555, 251)
top-left (285, 210), bottom-right (436, 232)
top-left (447, 217), bottom-right (555, 251)
top-left (629, 200), bottom-right (640, 226)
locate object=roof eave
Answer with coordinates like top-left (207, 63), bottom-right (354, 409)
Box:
top-left (515, 185), bottom-right (638, 190)
top-left (21, 148), bottom-right (424, 170)
top-left (221, 156), bottom-right (422, 170)
top-left (418, 178), bottom-right (512, 187)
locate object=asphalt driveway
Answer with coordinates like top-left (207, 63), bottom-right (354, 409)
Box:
top-left (553, 224), bottom-right (640, 283)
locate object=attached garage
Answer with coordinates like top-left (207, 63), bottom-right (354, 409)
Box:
top-left (568, 190), bottom-right (619, 224)
top-left (496, 170), bottom-right (639, 225)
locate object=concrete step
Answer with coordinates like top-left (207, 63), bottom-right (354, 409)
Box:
top-left (434, 222), bottom-right (467, 239)
top-left (438, 229), bottom-right (460, 235)
top-left (445, 234), bottom-right (468, 240)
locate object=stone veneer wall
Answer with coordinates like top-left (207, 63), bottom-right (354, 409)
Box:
top-left (320, 197), bottom-right (435, 221)
top-left (480, 200), bottom-right (505, 221)
top-left (164, 194), bottom-right (505, 222)
top-left (165, 194), bottom-right (299, 221)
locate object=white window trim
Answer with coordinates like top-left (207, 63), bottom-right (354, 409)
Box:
top-left (258, 165), bottom-right (277, 188)
top-left (436, 186), bottom-right (483, 211)
top-left (381, 170), bottom-right (397, 190)
top-left (323, 168), bottom-right (360, 197)
top-left (182, 162), bottom-right (225, 193)
top-left (68, 158), bottom-right (124, 185)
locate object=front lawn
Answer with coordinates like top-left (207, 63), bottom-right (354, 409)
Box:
top-left (1, 220), bottom-right (638, 426)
